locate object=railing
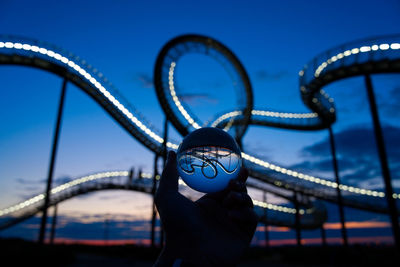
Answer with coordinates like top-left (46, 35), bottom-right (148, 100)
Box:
top-left (300, 34), bottom-right (400, 88)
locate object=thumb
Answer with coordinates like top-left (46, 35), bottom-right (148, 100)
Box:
top-left (157, 150), bottom-right (179, 195)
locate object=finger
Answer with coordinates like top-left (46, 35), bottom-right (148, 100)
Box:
top-left (223, 191), bottom-right (254, 209)
top-left (236, 167), bottom-right (249, 184)
top-left (157, 151), bottom-right (179, 195)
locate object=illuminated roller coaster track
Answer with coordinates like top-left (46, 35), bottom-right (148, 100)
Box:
top-left (0, 171), bottom-right (326, 230)
top-left (0, 34), bottom-right (399, 230)
top-left (206, 35), bottom-right (400, 213)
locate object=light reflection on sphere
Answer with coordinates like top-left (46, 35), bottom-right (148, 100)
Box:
top-left (176, 127), bottom-right (242, 193)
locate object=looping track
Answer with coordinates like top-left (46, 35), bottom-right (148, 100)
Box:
top-left (153, 34), bottom-right (253, 144)
top-left (0, 34), bottom-right (399, 231)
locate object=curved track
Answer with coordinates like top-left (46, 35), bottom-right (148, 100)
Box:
top-left (0, 34), bottom-right (399, 231)
top-left (0, 171), bottom-right (325, 230)
top-left (153, 34), bottom-right (253, 144)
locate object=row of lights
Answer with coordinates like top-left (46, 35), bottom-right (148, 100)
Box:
top-left (140, 172), bottom-right (303, 214)
top-left (0, 41), bottom-right (173, 148)
top-left (309, 89), bottom-right (334, 113)
top-left (166, 59), bottom-right (240, 133)
top-left (50, 171), bottom-right (129, 194)
top-left (299, 43), bottom-right (400, 111)
top-left (0, 170), bottom-right (301, 218)
top-left (0, 171), bottom-right (128, 217)
top-left (210, 110), bottom-right (243, 127)
top-left (311, 43), bottom-right (400, 78)
top-left (211, 110), bottom-right (319, 128)
top-left (168, 62), bottom-right (201, 130)
top-left (251, 110), bottom-right (318, 119)
top-left (253, 199), bottom-right (303, 215)
top-left (2, 39), bottom-right (397, 205)
top-left (241, 153), bottom-right (399, 199)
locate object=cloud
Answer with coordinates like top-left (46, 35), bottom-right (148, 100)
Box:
top-left (135, 73), bottom-right (153, 89)
top-left (292, 125), bottom-right (400, 190)
top-left (15, 178), bottom-right (43, 185)
top-left (302, 125), bottom-right (400, 159)
top-left (15, 178), bottom-right (32, 184)
top-left (14, 178), bottom-right (45, 199)
top-left (243, 141), bottom-right (273, 162)
top-left (15, 175), bottom-right (72, 186)
top-left (54, 176), bottom-right (73, 185)
top-left (178, 93), bottom-right (218, 106)
top-left (323, 220), bottom-right (390, 230)
top-left (380, 86), bottom-right (400, 118)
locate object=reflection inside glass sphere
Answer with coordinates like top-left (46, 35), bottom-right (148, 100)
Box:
top-left (177, 146), bottom-right (241, 193)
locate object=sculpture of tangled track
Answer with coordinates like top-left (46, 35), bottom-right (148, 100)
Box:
top-left (0, 171), bottom-right (325, 230)
top-left (0, 34), bottom-right (399, 231)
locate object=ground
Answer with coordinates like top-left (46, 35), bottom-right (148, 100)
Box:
top-left (1, 238), bottom-right (398, 266)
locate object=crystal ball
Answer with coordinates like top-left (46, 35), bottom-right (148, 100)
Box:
top-left (176, 127), bottom-right (242, 193)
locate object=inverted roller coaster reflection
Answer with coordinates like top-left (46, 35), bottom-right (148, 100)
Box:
top-left (177, 146), bottom-right (241, 179)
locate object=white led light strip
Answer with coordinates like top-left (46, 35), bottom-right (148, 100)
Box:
top-left (240, 153), bottom-right (399, 199)
top-left (1, 40), bottom-right (398, 201)
top-left (168, 62), bottom-right (201, 129)
top-left (0, 171), bottom-right (300, 216)
top-left (252, 110), bottom-right (318, 119)
top-left (0, 171), bottom-right (128, 217)
top-left (211, 111), bottom-right (243, 128)
top-left (0, 41), bottom-right (178, 149)
top-left (253, 199), bottom-right (300, 214)
top-left (135, 173), bottom-right (300, 213)
top-left (211, 110), bottom-right (318, 128)
top-left (312, 43), bottom-right (400, 78)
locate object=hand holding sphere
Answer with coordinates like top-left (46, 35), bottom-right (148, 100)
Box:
top-left (154, 150), bottom-right (258, 266)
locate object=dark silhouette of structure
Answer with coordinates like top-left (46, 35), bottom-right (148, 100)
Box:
top-left (0, 34), bottom-right (399, 247)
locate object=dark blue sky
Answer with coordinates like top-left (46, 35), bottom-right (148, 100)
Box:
top-left (0, 0), bottom-right (399, 244)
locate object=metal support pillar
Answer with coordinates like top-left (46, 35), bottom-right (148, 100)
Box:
top-left (294, 191), bottom-right (302, 246)
top-left (151, 154), bottom-right (159, 248)
top-left (104, 214), bottom-right (110, 246)
top-left (365, 74), bottom-right (400, 248)
top-left (159, 118), bottom-right (169, 248)
top-left (321, 224), bottom-right (327, 246)
top-left (128, 167), bottom-right (134, 186)
top-left (328, 126), bottom-right (348, 247)
top-left (125, 167), bottom-right (135, 188)
top-left (50, 204), bottom-right (58, 245)
top-left (38, 78), bottom-right (67, 244)
top-left (162, 118), bottom-right (169, 166)
top-left (263, 191), bottom-right (269, 248)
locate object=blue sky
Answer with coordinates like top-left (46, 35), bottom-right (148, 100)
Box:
top-left (0, 0), bottom-right (399, 245)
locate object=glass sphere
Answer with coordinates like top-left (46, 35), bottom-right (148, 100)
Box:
top-left (176, 127), bottom-right (242, 193)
